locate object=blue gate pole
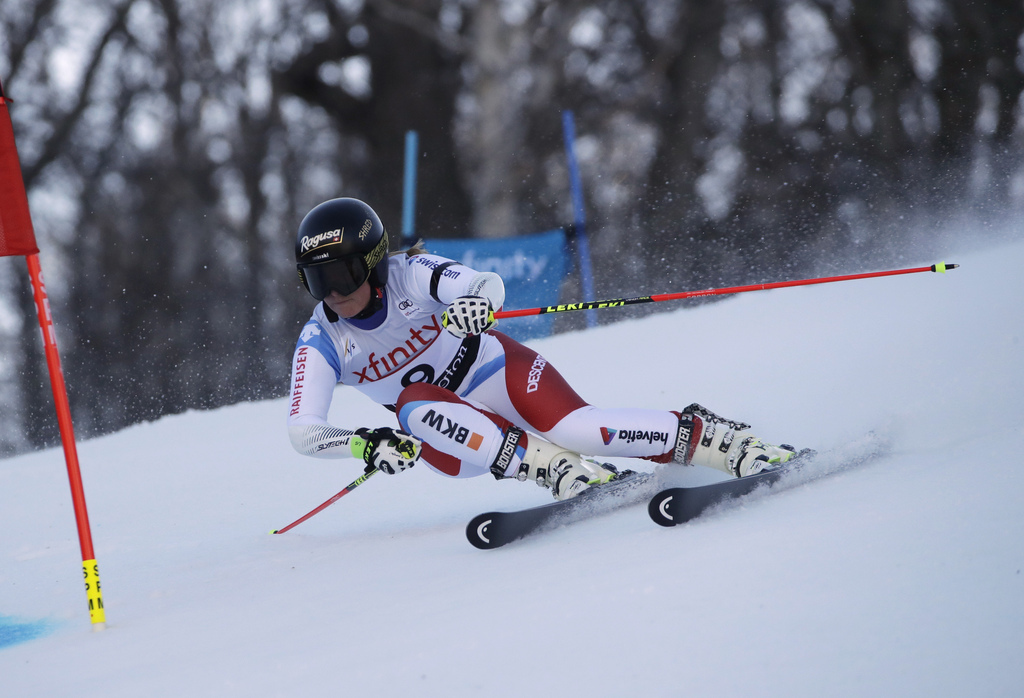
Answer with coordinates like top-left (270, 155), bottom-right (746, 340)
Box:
top-left (561, 111), bottom-right (597, 328)
top-left (401, 130), bottom-right (419, 247)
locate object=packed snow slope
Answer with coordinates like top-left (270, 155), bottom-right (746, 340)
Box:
top-left (2, 238), bottom-right (1023, 698)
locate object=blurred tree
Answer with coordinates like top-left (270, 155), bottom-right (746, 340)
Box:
top-left (0, 0), bottom-right (1022, 454)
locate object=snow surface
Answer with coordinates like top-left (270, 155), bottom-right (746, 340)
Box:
top-left (2, 238), bottom-right (1023, 697)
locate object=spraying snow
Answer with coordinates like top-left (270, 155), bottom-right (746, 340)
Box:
top-left (2, 238), bottom-right (1022, 697)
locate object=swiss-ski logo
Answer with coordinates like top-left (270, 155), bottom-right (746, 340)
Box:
top-left (299, 322), bottom-right (322, 343)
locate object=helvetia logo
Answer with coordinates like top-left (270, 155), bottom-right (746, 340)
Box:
top-left (601, 428), bottom-right (669, 446)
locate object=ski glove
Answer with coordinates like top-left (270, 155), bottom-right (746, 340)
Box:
top-left (442, 296), bottom-right (497, 338)
top-left (352, 427), bottom-right (422, 474)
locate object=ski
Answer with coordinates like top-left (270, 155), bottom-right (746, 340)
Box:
top-left (467, 470), bottom-right (659, 549)
top-left (648, 466), bottom-right (791, 527)
top-left (648, 434), bottom-right (889, 527)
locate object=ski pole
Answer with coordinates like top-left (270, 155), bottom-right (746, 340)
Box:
top-left (271, 465), bottom-right (377, 535)
top-left (494, 262), bottom-right (958, 319)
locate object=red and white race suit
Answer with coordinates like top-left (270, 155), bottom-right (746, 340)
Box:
top-left (287, 253), bottom-right (677, 477)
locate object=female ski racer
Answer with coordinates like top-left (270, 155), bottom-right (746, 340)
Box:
top-left (286, 198), bottom-right (797, 500)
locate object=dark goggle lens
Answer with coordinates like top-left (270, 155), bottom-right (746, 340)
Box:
top-left (300, 257), bottom-right (369, 300)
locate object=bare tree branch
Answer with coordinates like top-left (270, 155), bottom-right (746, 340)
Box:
top-left (22, 0), bottom-right (136, 186)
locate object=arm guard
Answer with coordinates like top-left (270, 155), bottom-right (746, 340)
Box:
top-left (288, 423), bottom-right (359, 459)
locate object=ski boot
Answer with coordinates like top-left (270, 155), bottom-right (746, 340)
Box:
top-left (492, 427), bottom-right (617, 500)
top-left (671, 403), bottom-right (797, 478)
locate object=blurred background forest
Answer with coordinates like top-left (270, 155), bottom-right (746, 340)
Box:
top-left (2, 0), bottom-right (1023, 455)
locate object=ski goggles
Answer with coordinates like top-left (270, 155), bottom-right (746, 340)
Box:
top-left (298, 256), bottom-right (369, 300)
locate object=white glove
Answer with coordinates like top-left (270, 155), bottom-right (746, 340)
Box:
top-left (353, 427), bottom-right (422, 474)
top-left (442, 296), bottom-right (497, 338)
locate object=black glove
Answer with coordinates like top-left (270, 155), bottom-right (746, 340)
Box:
top-left (353, 427), bottom-right (422, 474)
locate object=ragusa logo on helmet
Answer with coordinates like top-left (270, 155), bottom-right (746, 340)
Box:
top-left (300, 229), bottom-right (342, 254)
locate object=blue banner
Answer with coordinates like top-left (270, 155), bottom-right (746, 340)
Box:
top-left (424, 229), bottom-right (567, 341)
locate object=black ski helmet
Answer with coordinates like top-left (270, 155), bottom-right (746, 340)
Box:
top-left (295, 198), bottom-right (390, 300)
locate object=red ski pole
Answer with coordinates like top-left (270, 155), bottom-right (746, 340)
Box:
top-left (494, 262), bottom-right (958, 319)
top-left (271, 466), bottom-right (377, 535)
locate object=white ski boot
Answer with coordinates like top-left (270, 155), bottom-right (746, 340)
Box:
top-left (671, 403), bottom-right (796, 477)
top-left (492, 427), bottom-right (616, 500)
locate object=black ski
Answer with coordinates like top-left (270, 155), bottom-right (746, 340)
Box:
top-left (647, 466), bottom-right (790, 527)
top-left (467, 470), bottom-right (658, 549)
top-left (648, 436), bottom-right (888, 527)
